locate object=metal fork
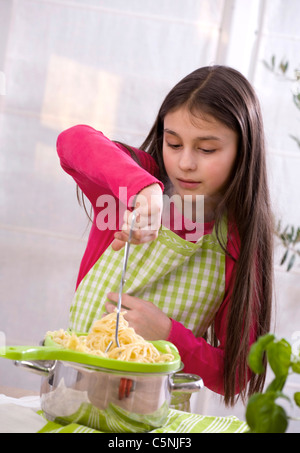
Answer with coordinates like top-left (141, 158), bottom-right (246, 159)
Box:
top-left (105, 209), bottom-right (137, 352)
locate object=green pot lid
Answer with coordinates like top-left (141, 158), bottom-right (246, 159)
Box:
top-left (0, 336), bottom-right (181, 374)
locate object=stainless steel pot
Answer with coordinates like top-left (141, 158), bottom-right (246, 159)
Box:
top-left (2, 341), bottom-right (203, 433)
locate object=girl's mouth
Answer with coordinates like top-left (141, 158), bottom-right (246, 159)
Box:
top-left (177, 179), bottom-right (202, 189)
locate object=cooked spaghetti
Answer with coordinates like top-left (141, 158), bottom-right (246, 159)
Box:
top-left (46, 311), bottom-right (174, 364)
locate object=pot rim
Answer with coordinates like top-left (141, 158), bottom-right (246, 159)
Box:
top-left (51, 359), bottom-right (185, 376)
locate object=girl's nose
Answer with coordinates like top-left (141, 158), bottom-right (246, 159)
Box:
top-left (178, 149), bottom-right (197, 171)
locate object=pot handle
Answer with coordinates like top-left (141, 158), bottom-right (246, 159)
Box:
top-left (169, 373), bottom-right (204, 393)
top-left (14, 360), bottom-right (56, 377)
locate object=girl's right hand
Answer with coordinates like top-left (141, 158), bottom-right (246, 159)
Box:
top-left (111, 183), bottom-right (163, 251)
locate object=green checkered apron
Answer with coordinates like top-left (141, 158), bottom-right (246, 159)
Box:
top-left (69, 219), bottom-right (227, 412)
top-left (69, 218), bottom-right (227, 338)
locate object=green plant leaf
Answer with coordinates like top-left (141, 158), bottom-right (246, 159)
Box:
top-left (280, 249), bottom-right (289, 265)
top-left (290, 135), bottom-right (300, 148)
top-left (287, 253), bottom-right (296, 271)
top-left (284, 62), bottom-right (289, 73)
top-left (279, 61), bottom-right (289, 74)
top-left (266, 375), bottom-right (287, 392)
top-left (293, 93), bottom-right (300, 109)
top-left (271, 55), bottom-right (276, 69)
top-left (291, 359), bottom-right (300, 374)
top-left (291, 226), bottom-right (295, 238)
top-left (295, 227), bottom-right (300, 243)
top-left (245, 392), bottom-right (288, 433)
top-left (294, 392), bottom-right (300, 407)
top-left (267, 338), bottom-right (291, 380)
top-left (247, 333), bottom-right (275, 374)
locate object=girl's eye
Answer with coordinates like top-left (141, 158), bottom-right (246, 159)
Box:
top-left (167, 143), bottom-right (181, 149)
top-left (198, 148), bottom-right (216, 154)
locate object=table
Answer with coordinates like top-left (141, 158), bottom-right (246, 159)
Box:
top-left (0, 388), bottom-right (249, 434)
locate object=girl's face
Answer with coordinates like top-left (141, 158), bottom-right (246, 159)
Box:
top-left (162, 106), bottom-right (238, 219)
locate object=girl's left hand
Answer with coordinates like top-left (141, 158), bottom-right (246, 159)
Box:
top-left (105, 292), bottom-right (172, 341)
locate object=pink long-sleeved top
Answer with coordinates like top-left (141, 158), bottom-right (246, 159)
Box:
top-left (57, 124), bottom-right (249, 396)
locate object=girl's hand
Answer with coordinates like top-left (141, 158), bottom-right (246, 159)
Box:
top-left (111, 183), bottom-right (163, 251)
top-left (105, 292), bottom-right (172, 341)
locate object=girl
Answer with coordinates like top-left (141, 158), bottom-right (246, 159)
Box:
top-left (56, 65), bottom-right (273, 407)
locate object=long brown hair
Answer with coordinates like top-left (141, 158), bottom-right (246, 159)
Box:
top-left (140, 66), bottom-right (274, 406)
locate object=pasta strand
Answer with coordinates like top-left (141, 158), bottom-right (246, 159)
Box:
top-left (47, 312), bottom-right (174, 364)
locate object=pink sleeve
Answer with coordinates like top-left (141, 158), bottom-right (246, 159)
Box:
top-left (167, 319), bottom-right (226, 394)
top-left (56, 124), bottom-right (163, 207)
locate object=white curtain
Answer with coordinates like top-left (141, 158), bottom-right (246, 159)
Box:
top-left (0, 1), bottom-right (299, 427)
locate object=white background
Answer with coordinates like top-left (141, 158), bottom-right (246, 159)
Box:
top-left (0, 0), bottom-right (299, 431)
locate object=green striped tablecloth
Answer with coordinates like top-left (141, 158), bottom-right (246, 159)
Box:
top-left (37, 409), bottom-right (248, 434)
